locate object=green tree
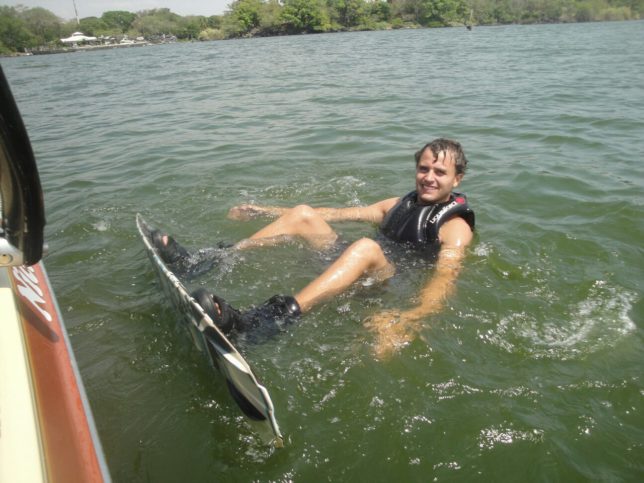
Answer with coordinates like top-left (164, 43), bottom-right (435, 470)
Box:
top-left (490, 0), bottom-right (519, 23)
top-left (179, 16), bottom-right (208, 39)
top-left (78, 16), bottom-right (107, 36)
top-left (421, 0), bottom-right (469, 26)
top-left (391, 0), bottom-right (423, 23)
top-left (207, 15), bottom-right (223, 28)
top-left (18, 7), bottom-right (61, 44)
top-left (327, 0), bottom-right (369, 28)
top-left (259, 0), bottom-right (284, 35)
top-left (101, 11), bottom-right (136, 33)
top-left (368, 0), bottom-right (393, 22)
top-left (280, 0), bottom-right (331, 33)
top-left (0, 6), bottom-right (36, 53)
top-left (223, 0), bottom-right (264, 37)
top-left (130, 9), bottom-right (183, 36)
top-left (198, 27), bottom-right (225, 40)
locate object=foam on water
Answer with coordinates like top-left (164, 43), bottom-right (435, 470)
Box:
top-left (488, 281), bottom-right (636, 360)
top-left (477, 426), bottom-right (544, 450)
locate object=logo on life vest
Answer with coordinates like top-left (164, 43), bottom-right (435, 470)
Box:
top-left (429, 200), bottom-right (458, 225)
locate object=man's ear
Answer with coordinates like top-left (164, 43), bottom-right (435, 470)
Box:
top-left (452, 173), bottom-right (464, 188)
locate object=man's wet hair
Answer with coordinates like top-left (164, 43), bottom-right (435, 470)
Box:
top-left (414, 138), bottom-right (468, 175)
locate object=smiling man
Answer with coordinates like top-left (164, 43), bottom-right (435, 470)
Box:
top-left (155, 138), bottom-right (475, 357)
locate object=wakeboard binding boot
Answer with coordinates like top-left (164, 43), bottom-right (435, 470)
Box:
top-left (151, 230), bottom-right (224, 279)
top-left (191, 288), bottom-right (301, 341)
top-left (151, 230), bottom-right (189, 264)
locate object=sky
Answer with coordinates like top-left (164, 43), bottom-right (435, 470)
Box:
top-left (0, 0), bottom-right (232, 19)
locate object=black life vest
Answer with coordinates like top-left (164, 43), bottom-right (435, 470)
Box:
top-left (380, 191), bottom-right (475, 247)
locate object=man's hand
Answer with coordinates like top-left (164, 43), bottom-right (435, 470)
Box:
top-left (364, 232), bottom-right (468, 360)
top-left (228, 204), bottom-right (283, 221)
top-left (365, 310), bottom-right (423, 360)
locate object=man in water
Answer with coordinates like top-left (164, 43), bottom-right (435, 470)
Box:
top-left (155, 138), bottom-right (474, 358)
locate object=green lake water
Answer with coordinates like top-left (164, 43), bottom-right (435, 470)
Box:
top-left (2, 20), bottom-right (643, 481)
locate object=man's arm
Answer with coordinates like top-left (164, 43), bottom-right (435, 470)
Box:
top-left (228, 198), bottom-right (399, 224)
top-left (366, 216), bottom-right (473, 358)
top-left (311, 198), bottom-right (398, 223)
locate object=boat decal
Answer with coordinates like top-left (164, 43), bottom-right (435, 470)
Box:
top-left (12, 265), bottom-right (53, 322)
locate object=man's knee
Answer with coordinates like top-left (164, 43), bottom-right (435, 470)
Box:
top-left (347, 238), bottom-right (386, 262)
top-left (288, 204), bottom-right (319, 222)
top-left (350, 237), bottom-right (381, 251)
top-left (287, 205), bottom-right (334, 237)
top-left (351, 238), bottom-right (394, 277)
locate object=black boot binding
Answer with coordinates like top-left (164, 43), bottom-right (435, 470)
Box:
top-left (151, 230), bottom-right (226, 279)
top-left (152, 230), bottom-right (188, 264)
top-left (191, 288), bottom-right (301, 342)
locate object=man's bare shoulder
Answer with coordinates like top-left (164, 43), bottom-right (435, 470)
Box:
top-left (438, 216), bottom-right (474, 247)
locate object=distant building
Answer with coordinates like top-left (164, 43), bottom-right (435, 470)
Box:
top-left (60, 32), bottom-right (97, 45)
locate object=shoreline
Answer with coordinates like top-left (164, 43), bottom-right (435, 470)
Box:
top-left (4, 18), bottom-right (641, 58)
top-left (24, 41), bottom-right (153, 56)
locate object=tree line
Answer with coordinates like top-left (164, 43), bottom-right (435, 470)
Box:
top-left (1, 0), bottom-right (642, 55)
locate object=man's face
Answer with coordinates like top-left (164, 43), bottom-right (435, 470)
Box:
top-left (415, 148), bottom-right (463, 205)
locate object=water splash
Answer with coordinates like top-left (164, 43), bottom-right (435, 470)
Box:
top-left (486, 281), bottom-right (637, 360)
top-left (478, 426), bottom-right (544, 450)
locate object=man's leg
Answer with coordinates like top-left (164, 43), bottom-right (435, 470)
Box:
top-left (234, 205), bottom-right (337, 251)
top-left (294, 238), bottom-right (395, 312)
top-left (190, 237), bottom-right (393, 339)
top-left (153, 205), bottom-right (337, 277)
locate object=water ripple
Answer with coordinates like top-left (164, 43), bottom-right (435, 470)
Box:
top-left (2, 20), bottom-right (643, 481)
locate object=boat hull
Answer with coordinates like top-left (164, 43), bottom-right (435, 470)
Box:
top-left (0, 262), bottom-right (110, 483)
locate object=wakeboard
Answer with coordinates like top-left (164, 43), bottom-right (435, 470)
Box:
top-left (136, 214), bottom-right (283, 447)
